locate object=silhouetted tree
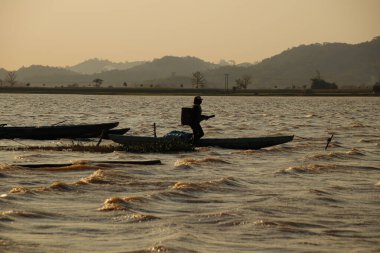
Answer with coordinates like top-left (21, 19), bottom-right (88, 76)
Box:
top-left (5, 71), bottom-right (17, 86)
top-left (123, 82), bottom-right (127, 87)
top-left (310, 78), bottom-right (337, 89)
top-left (191, 71), bottom-right (206, 88)
top-left (373, 82), bottom-right (380, 93)
top-left (235, 75), bottom-right (251, 89)
top-left (93, 78), bottom-right (103, 87)
top-left (0, 79), bottom-right (3, 86)
top-left (68, 83), bottom-right (79, 88)
top-left (310, 71), bottom-right (337, 89)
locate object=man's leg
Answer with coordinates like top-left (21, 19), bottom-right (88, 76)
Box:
top-left (191, 123), bottom-right (203, 142)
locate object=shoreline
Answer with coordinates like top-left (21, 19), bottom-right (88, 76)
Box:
top-left (0, 87), bottom-right (378, 96)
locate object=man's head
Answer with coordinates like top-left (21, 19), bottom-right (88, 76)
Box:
top-left (194, 96), bottom-right (203, 104)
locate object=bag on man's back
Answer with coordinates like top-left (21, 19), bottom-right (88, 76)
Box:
top-left (181, 107), bottom-right (193, 125)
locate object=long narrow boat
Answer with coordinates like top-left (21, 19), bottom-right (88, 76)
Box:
top-left (108, 134), bottom-right (294, 150)
top-left (0, 122), bottom-right (120, 140)
top-left (196, 136), bottom-right (294, 149)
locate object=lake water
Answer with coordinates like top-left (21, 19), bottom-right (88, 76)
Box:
top-left (0, 94), bottom-right (379, 252)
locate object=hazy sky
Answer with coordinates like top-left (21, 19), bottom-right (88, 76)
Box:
top-left (1, 0), bottom-right (379, 70)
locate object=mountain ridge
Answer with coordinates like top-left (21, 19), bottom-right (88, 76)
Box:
top-left (0, 37), bottom-right (379, 88)
top-left (67, 58), bottom-right (148, 74)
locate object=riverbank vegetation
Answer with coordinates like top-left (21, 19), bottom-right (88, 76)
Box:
top-left (0, 86), bottom-right (377, 96)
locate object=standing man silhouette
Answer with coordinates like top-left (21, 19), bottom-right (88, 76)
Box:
top-left (190, 96), bottom-right (214, 142)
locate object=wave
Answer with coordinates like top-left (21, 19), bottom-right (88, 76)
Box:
top-left (0, 193), bottom-right (9, 199)
top-left (8, 170), bottom-right (120, 196)
top-left (44, 182), bottom-right (74, 191)
top-left (266, 145), bottom-right (294, 152)
top-left (149, 190), bottom-right (202, 203)
top-left (232, 149), bottom-right (258, 155)
top-left (282, 164), bottom-right (380, 174)
top-left (351, 122), bottom-right (370, 128)
top-left (192, 211), bottom-right (241, 226)
top-left (0, 164), bottom-right (13, 170)
top-left (322, 229), bottom-right (366, 238)
top-left (125, 245), bottom-right (197, 253)
top-left (0, 210), bottom-right (55, 219)
top-left (98, 197), bottom-right (133, 211)
top-left (306, 148), bottom-right (365, 160)
top-left (14, 154), bottom-right (51, 160)
top-left (284, 164), bottom-right (339, 173)
top-left (76, 169), bottom-right (110, 185)
top-left (120, 213), bottom-right (160, 223)
top-left (359, 138), bottom-right (380, 143)
top-left (98, 196), bottom-right (147, 212)
top-left (174, 157), bottom-right (229, 167)
top-left (9, 181), bottom-right (74, 194)
top-left (254, 219), bottom-right (326, 229)
top-left (303, 114), bottom-right (319, 118)
top-left (127, 180), bottom-right (172, 188)
top-left (308, 189), bottom-right (331, 196)
top-left (171, 177), bottom-right (239, 192)
top-left (9, 186), bottom-right (35, 194)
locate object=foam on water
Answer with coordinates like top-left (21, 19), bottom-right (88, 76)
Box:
top-left (77, 169), bottom-right (110, 184)
top-left (174, 157), bottom-right (229, 167)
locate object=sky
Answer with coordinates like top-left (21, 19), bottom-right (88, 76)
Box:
top-left (0, 0), bottom-right (379, 70)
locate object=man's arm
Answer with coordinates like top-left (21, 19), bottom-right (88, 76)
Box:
top-left (201, 115), bottom-right (215, 121)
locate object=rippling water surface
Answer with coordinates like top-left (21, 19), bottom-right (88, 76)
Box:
top-left (0, 94), bottom-right (379, 252)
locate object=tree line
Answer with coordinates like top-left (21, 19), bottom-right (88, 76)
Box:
top-left (2, 69), bottom-right (379, 93)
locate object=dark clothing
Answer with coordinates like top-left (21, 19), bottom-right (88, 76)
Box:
top-left (190, 122), bottom-right (204, 142)
top-left (190, 104), bottom-right (204, 142)
top-left (192, 104), bottom-right (202, 123)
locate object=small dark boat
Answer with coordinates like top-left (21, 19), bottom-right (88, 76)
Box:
top-left (0, 122), bottom-right (120, 140)
top-left (103, 128), bottom-right (130, 139)
top-left (108, 134), bottom-right (294, 150)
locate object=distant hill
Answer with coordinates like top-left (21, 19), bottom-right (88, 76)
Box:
top-left (204, 37), bottom-right (380, 88)
top-left (68, 58), bottom-right (147, 74)
top-left (1, 37), bottom-right (379, 89)
top-left (16, 65), bottom-right (86, 85)
top-left (91, 56), bottom-right (217, 85)
top-left (250, 36), bottom-right (380, 88)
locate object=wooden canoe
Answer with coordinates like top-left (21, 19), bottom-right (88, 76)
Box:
top-left (0, 122), bottom-right (120, 140)
top-left (196, 135), bottom-right (294, 149)
top-left (108, 134), bottom-right (294, 150)
top-left (102, 128), bottom-right (130, 139)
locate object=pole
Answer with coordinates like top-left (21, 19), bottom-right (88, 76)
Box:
top-left (225, 74), bottom-right (229, 94)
